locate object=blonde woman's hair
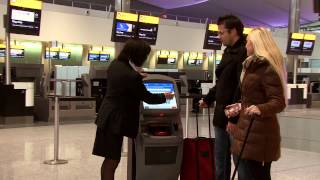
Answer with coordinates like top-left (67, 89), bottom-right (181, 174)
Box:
top-left (247, 27), bottom-right (287, 102)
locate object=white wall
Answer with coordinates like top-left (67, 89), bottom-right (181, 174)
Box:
top-left (0, 3), bottom-right (208, 52)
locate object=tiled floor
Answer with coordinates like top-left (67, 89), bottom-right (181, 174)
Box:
top-left (1, 107), bottom-right (320, 180)
top-left (0, 122), bottom-right (320, 179)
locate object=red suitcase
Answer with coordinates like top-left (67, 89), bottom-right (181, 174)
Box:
top-left (180, 107), bottom-right (215, 180)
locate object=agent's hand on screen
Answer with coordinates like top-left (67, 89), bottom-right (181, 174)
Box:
top-left (225, 103), bottom-right (241, 118)
top-left (164, 92), bottom-right (174, 100)
top-left (139, 72), bottom-right (148, 78)
top-left (244, 105), bottom-right (261, 116)
top-left (198, 99), bottom-right (208, 108)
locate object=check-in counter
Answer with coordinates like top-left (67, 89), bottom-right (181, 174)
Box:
top-left (287, 84), bottom-right (308, 105)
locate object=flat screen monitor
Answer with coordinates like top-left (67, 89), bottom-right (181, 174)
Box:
top-left (286, 39), bottom-right (303, 55)
top-left (0, 47), bottom-right (5, 57)
top-left (59, 52), bottom-right (71, 60)
top-left (137, 15), bottom-right (159, 45)
top-left (9, 6), bottom-right (41, 36)
top-left (157, 57), bottom-right (168, 64)
top-left (188, 59), bottom-right (203, 66)
top-left (112, 21), bottom-right (137, 42)
top-left (143, 82), bottom-right (178, 110)
top-left (10, 48), bottom-right (24, 58)
top-left (286, 33), bottom-right (304, 55)
top-left (138, 23), bottom-right (158, 45)
top-left (301, 40), bottom-right (315, 56)
top-left (100, 54), bottom-right (110, 61)
top-left (167, 58), bottom-right (176, 64)
top-left (203, 24), bottom-right (222, 50)
top-left (45, 50), bottom-right (59, 60)
top-left (88, 53), bottom-right (100, 61)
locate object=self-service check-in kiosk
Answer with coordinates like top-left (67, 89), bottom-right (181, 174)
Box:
top-left (128, 75), bottom-right (183, 180)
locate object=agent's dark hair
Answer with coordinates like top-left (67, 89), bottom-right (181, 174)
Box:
top-left (217, 15), bottom-right (244, 37)
top-left (117, 39), bottom-right (151, 67)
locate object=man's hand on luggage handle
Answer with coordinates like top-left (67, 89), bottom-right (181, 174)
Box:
top-left (198, 99), bottom-right (208, 108)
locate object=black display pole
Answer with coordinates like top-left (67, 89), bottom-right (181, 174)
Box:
top-left (213, 50), bottom-right (217, 84)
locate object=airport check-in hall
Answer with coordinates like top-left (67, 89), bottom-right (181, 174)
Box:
top-left (0, 0), bottom-right (320, 180)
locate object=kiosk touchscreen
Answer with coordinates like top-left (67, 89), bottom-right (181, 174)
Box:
top-left (143, 82), bottom-right (177, 110)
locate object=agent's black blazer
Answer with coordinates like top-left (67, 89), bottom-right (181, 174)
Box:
top-left (95, 60), bottom-right (166, 138)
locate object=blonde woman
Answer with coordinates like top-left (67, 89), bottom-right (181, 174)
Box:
top-left (225, 28), bottom-right (287, 180)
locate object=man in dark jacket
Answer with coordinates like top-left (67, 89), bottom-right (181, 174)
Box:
top-left (199, 15), bottom-right (247, 180)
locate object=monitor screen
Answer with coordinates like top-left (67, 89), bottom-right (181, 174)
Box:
top-left (112, 21), bottom-right (137, 42)
top-left (9, 6), bottom-right (41, 36)
top-left (45, 50), bottom-right (59, 60)
top-left (188, 59), bottom-right (203, 66)
top-left (188, 59), bottom-right (196, 65)
top-left (59, 52), bottom-right (71, 60)
top-left (88, 53), bottom-right (100, 61)
top-left (286, 39), bottom-right (303, 55)
top-left (203, 24), bottom-right (222, 50)
top-left (301, 40), bottom-right (315, 56)
top-left (0, 47), bottom-right (5, 57)
top-left (167, 58), bottom-right (176, 64)
top-left (196, 60), bottom-right (203, 65)
top-left (143, 82), bottom-right (178, 110)
top-left (157, 57), bottom-right (168, 64)
top-left (10, 48), bottom-right (24, 58)
top-left (138, 23), bottom-right (158, 45)
top-left (100, 54), bottom-right (110, 61)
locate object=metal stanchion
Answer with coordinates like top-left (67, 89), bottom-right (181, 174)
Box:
top-left (44, 96), bottom-right (68, 165)
top-left (185, 97), bottom-right (189, 138)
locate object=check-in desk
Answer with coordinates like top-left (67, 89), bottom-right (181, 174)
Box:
top-left (287, 84), bottom-right (308, 105)
top-left (48, 96), bottom-right (96, 122)
top-left (0, 82), bottom-right (34, 124)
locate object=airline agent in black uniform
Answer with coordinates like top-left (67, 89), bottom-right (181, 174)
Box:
top-left (93, 39), bottom-right (173, 180)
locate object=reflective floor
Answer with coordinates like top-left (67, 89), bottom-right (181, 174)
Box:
top-left (0, 107), bottom-right (320, 180)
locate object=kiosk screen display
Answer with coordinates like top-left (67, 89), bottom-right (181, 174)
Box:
top-left (143, 82), bottom-right (177, 110)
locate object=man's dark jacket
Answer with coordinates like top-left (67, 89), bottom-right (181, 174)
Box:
top-left (204, 38), bottom-right (247, 128)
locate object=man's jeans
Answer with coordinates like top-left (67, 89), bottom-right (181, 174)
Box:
top-left (214, 127), bottom-right (231, 180)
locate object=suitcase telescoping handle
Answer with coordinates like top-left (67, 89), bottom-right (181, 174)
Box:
top-left (231, 115), bottom-right (256, 180)
top-left (194, 103), bottom-right (212, 138)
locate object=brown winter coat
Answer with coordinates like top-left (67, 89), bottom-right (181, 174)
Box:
top-left (231, 56), bottom-right (286, 162)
